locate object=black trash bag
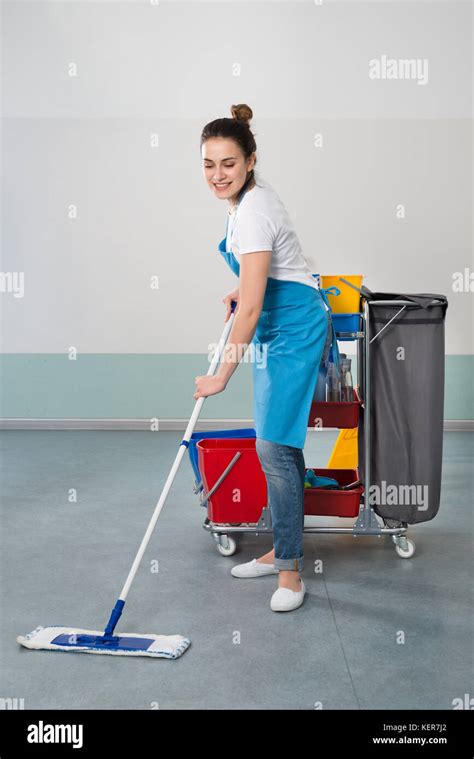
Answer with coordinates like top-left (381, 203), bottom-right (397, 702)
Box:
top-left (357, 288), bottom-right (448, 525)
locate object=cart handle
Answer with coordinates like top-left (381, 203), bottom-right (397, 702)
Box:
top-left (339, 277), bottom-right (364, 294)
top-left (338, 277), bottom-right (406, 344)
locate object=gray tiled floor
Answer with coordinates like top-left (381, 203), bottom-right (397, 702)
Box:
top-left (1, 430), bottom-right (472, 710)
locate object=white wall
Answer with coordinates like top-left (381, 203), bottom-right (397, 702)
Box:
top-left (1, 1), bottom-right (472, 355)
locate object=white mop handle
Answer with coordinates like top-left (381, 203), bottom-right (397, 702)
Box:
top-left (118, 307), bottom-right (238, 602)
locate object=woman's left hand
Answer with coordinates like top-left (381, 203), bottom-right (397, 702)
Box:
top-left (193, 375), bottom-right (227, 400)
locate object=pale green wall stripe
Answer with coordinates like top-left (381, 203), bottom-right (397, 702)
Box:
top-left (0, 355), bottom-right (472, 420)
top-left (0, 355), bottom-right (254, 419)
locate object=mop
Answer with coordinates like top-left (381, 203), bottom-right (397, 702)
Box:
top-left (17, 303), bottom-right (238, 659)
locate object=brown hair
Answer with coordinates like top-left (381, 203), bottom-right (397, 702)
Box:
top-left (200, 103), bottom-right (259, 198)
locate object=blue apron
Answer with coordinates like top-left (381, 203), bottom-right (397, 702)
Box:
top-left (218, 189), bottom-right (330, 449)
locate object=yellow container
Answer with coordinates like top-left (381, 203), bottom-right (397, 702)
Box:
top-left (320, 275), bottom-right (363, 313)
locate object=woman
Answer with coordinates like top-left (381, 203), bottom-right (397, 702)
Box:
top-left (194, 104), bottom-right (330, 612)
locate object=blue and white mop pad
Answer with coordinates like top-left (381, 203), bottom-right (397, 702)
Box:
top-left (17, 625), bottom-right (191, 659)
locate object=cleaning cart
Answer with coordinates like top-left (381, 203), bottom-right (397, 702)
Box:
top-left (188, 281), bottom-right (448, 561)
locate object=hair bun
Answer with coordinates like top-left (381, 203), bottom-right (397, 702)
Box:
top-left (230, 103), bottom-right (253, 124)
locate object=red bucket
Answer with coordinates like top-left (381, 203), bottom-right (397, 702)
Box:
top-left (197, 438), bottom-right (267, 523)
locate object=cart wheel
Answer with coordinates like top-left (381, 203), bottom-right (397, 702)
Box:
top-left (217, 536), bottom-right (237, 557)
top-left (394, 537), bottom-right (415, 559)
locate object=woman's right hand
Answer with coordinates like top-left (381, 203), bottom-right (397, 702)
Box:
top-left (222, 287), bottom-right (240, 322)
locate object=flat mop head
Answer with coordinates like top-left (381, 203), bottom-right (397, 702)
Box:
top-left (17, 626), bottom-right (191, 659)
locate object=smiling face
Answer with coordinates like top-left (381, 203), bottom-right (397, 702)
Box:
top-left (202, 137), bottom-right (256, 203)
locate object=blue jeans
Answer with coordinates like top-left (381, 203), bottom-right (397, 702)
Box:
top-left (255, 437), bottom-right (305, 572)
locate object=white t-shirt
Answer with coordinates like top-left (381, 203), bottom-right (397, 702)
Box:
top-left (225, 178), bottom-right (319, 290)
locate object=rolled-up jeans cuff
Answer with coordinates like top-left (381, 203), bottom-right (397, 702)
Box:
top-left (274, 556), bottom-right (304, 572)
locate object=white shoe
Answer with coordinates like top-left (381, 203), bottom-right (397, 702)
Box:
top-left (231, 558), bottom-right (279, 578)
top-left (270, 579), bottom-right (306, 612)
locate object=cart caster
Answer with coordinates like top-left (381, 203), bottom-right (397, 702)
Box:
top-left (393, 536), bottom-right (415, 559)
top-left (216, 536), bottom-right (237, 557)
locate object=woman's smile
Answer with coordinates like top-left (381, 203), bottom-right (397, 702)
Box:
top-left (214, 181), bottom-right (233, 191)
